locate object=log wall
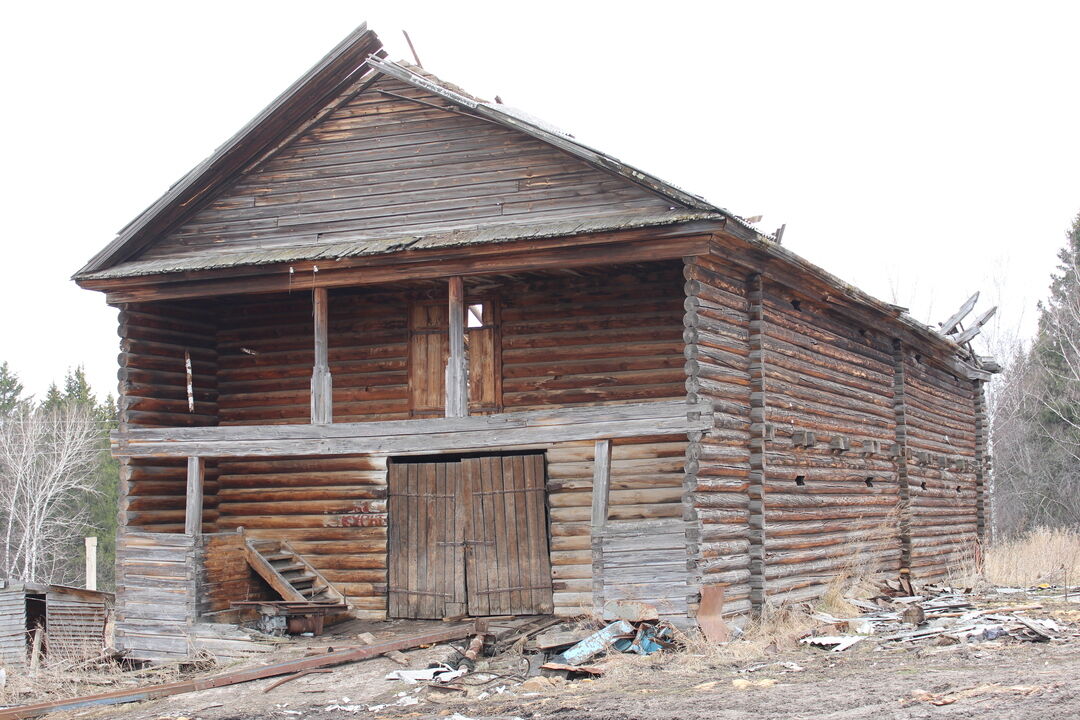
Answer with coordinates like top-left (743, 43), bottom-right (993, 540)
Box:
top-left (114, 532), bottom-right (196, 661)
top-left (683, 256), bottom-right (754, 619)
top-left (760, 280), bottom-right (902, 605)
top-left (118, 302), bottom-right (219, 534)
top-left (196, 532), bottom-right (274, 618)
top-left (902, 351), bottom-right (979, 580)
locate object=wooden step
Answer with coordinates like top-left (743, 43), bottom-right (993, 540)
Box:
top-left (241, 536), bottom-right (349, 609)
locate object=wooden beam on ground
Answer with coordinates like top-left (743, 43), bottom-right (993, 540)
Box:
top-left (590, 438), bottom-right (612, 610)
top-left (446, 276), bottom-right (467, 418)
top-left (184, 456), bottom-right (205, 537)
top-left (0, 623), bottom-right (478, 720)
top-left (310, 287), bottom-right (333, 424)
top-left (112, 400), bottom-right (713, 459)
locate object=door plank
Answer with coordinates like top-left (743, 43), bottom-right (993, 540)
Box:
top-left (524, 454), bottom-right (554, 614)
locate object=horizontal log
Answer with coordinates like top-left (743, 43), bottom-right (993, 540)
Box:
top-left (114, 400), bottom-right (712, 458)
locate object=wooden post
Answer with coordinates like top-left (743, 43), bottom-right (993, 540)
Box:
top-left (311, 287), bottom-right (333, 424)
top-left (590, 438), bottom-right (612, 609)
top-left (85, 536), bottom-right (98, 591)
top-left (185, 456), bottom-right (205, 537)
top-left (445, 277), bottom-right (467, 418)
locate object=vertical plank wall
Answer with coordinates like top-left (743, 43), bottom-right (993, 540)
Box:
top-left (759, 279), bottom-right (902, 605)
top-left (682, 255), bottom-right (753, 619)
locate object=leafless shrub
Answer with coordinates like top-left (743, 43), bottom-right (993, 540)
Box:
top-left (0, 403), bottom-right (101, 583)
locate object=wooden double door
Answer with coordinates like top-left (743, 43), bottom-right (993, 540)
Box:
top-left (387, 453), bottom-right (554, 618)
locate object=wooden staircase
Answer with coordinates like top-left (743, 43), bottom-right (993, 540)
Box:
top-left (242, 537), bottom-right (348, 606)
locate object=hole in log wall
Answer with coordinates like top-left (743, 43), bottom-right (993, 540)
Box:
top-left (865, 477), bottom-right (874, 487)
top-left (795, 475), bottom-right (806, 486)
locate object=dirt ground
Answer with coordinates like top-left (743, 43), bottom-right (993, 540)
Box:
top-left (45, 629), bottom-right (1080, 720)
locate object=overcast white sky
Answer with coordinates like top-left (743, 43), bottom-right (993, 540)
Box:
top-left (2, 1), bottom-right (1078, 401)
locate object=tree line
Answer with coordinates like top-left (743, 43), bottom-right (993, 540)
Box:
top-left (990, 211), bottom-right (1080, 537)
top-left (0, 363), bottom-right (118, 589)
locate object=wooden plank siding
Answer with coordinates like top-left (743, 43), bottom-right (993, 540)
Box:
top-left (135, 78), bottom-right (677, 264)
top-left (114, 533), bottom-right (196, 661)
top-left (0, 586), bottom-right (27, 669)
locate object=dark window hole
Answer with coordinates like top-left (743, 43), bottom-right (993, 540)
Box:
top-left (790, 299), bottom-right (802, 311)
top-left (795, 475), bottom-right (806, 486)
top-left (955, 485), bottom-right (962, 493)
top-left (920, 481), bottom-right (927, 490)
top-left (865, 477), bottom-right (874, 487)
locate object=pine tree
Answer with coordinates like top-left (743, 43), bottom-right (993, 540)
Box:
top-left (0, 362), bottom-right (26, 415)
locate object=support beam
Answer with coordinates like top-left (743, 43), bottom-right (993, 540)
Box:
top-left (590, 439), bottom-right (612, 610)
top-left (185, 456), bottom-right (205, 537)
top-left (445, 276), bottom-right (467, 418)
top-left (113, 400), bottom-right (713, 458)
top-left (84, 537), bottom-right (98, 591)
top-left (310, 287), bottom-right (333, 424)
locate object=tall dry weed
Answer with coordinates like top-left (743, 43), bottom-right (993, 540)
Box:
top-left (980, 527), bottom-right (1080, 587)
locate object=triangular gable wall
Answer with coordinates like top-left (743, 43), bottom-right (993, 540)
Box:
top-left (136, 76), bottom-right (680, 263)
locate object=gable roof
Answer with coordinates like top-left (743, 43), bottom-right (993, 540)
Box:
top-left (75, 25), bottom-right (742, 280)
top-left (76, 24), bottom-right (386, 277)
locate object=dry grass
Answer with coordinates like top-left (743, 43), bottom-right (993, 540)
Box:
top-left (0, 637), bottom-right (215, 708)
top-left (980, 527), bottom-right (1080, 587)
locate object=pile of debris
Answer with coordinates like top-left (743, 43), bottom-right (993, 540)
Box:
top-left (800, 577), bottom-right (1076, 653)
top-left (379, 599), bottom-right (680, 705)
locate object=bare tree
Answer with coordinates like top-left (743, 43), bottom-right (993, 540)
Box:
top-left (0, 404), bottom-right (101, 583)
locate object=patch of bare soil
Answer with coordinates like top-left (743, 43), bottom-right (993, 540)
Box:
top-left (48, 635), bottom-right (1079, 720)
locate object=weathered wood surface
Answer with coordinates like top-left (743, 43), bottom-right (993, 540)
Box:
top-left (548, 436), bottom-right (688, 616)
top-left (135, 77), bottom-right (677, 264)
top-left (387, 458), bottom-right (464, 619)
top-left (445, 277), bottom-right (467, 418)
top-left (0, 586), bottom-right (27, 669)
top-left (463, 454), bottom-right (553, 616)
top-left (760, 278), bottom-right (902, 605)
top-left (118, 303), bottom-right (220, 533)
top-left (197, 532), bottom-right (273, 618)
top-left (185, 457), bottom-right (205, 536)
top-left (45, 588), bottom-right (110, 661)
top-left (114, 532), bottom-right (197, 661)
top-left (113, 400), bottom-right (712, 458)
top-left (388, 454), bottom-right (552, 618)
top-left (683, 255), bottom-right (753, 618)
top-left (310, 287), bottom-right (333, 424)
top-left (902, 351), bottom-right (979, 580)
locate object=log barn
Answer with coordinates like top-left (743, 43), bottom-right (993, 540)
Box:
top-left (74, 25), bottom-right (994, 660)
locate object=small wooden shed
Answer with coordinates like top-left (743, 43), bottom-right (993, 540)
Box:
top-left (0, 580), bottom-right (113, 669)
top-left (74, 24), bottom-right (994, 660)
